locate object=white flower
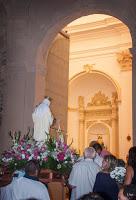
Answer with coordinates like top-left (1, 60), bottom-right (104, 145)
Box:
top-left (110, 172), bottom-right (115, 179)
top-left (28, 154), bottom-right (34, 160)
top-left (37, 156), bottom-right (40, 160)
top-left (57, 164), bottom-right (61, 169)
top-left (110, 166), bottom-right (126, 183)
top-left (2, 157), bottom-right (13, 162)
top-left (21, 154), bottom-right (25, 159)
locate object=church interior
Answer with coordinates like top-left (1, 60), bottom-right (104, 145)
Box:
top-left (65, 14), bottom-right (132, 160)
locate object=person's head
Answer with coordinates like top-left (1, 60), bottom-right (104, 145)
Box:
top-left (118, 185), bottom-right (136, 200)
top-left (92, 143), bottom-right (102, 155)
top-left (127, 146), bottom-right (136, 168)
top-left (102, 154), bottom-right (117, 172)
top-left (84, 147), bottom-right (96, 159)
top-left (117, 158), bottom-right (126, 167)
top-left (79, 192), bottom-right (104, 200)
top-left (25, 160), bottom-right (40, 177)
top-left (89, 141), bottom-right (97, 147)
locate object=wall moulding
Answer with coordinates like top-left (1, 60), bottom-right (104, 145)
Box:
top-left (69, 43), bottom-right (131, 60)
top-left (64, 17), bottom-right (124, 34)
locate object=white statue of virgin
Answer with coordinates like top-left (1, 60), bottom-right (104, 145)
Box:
top-left (32, 97), bottom-right (54, 142)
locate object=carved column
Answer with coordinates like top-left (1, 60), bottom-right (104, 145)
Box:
top-left (78, 96), bottom-right (85, 155)
top-left (111, 92), bottom-right (118, 156)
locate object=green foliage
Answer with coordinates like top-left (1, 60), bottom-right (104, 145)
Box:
top-left (7, 159), bottom-right (28, 173)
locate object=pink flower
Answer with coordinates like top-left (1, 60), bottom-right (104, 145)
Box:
top-left (21, 150), bottom-right (25, 154)
top-left (34, 149), bottom-right (39, 154)
top-left (57, 152), bottom-right (65, 161)
top-left (17, 146), bottom-right (21, 151)
top-left (63, 144), bottom-right (68, 151)
top-left (25, 154), bottom-right (30, 160)
top-left (41, 146), bottom-right (46, 152)
top-left (26, 144), bottom-right (31, 149)
top-left (33, 155), bottom-right (38, 159)
top-left (43, 157), bottom-right (48, 162)
top-left (19, 140), bottom-right (25, 146)
top-left (16, 155), bottom-right (21, 160)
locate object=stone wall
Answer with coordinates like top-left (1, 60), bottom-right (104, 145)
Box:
top-left (0, 4), bottom-right (6, 135)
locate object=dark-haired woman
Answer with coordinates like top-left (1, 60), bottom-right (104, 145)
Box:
top-left (124, 146), bottom-right (136, 185)
top-left (93, 155), bottom-right (119, 200)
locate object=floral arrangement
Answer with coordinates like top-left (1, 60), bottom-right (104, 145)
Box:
top-left (0, 129), bottom-right (78, 175)
top-left (110, 166), bottom-right (126, 184)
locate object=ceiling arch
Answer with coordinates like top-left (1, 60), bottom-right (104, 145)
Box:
top-left (69, 70), bottom-right (121, 102)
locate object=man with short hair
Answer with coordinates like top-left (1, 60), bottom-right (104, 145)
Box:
top-left (0, 160), bottom-right (50, 200)
top-left (68, 147), bottom-right (100, 200)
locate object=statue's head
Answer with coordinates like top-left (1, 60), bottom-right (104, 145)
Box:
top-left (44, 96), bottom-right (52, 102)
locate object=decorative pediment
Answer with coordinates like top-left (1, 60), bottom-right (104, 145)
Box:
top-left (117, 49), bottom-right (132, 71)
top-left (87, 91), bottom-right (111, 107)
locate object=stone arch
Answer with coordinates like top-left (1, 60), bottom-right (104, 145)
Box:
top-left (31, 0), bottom-right (135, 145)
top-left (35, 2), bottom-right (133, 101)
top-left (35, 2), bottom-right (133, 66)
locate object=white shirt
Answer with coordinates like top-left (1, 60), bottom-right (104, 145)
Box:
top-left (0, 177), bottom-right (50, 200)
top-left (68, 158), bottom-right (100, 200)
top-left (94, 153), bottom-right (103, 167)
top-left (32, 98), bottom-right (53, 141)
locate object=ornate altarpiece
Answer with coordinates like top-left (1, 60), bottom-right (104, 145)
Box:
top-left (78, 91), bottom-right (119, 156)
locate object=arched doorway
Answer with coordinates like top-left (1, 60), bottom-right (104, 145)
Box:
top-left (33, 1), bottom-right (134, 158)
top-left (87, 122), bottom-right (111, 152)
top-left (66, 14), bottom-right (132, 158)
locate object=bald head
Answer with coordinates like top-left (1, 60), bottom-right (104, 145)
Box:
top-left (84, 147), bottom-right (96, 159)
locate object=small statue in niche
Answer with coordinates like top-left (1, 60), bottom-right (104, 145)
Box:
top-left (97, 135), bottom-right (104, 148)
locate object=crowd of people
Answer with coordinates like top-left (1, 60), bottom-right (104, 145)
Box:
top-left (0, 142), bottom-right (136, 200)
top-left (68, 142), bottom-right (136, 200)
